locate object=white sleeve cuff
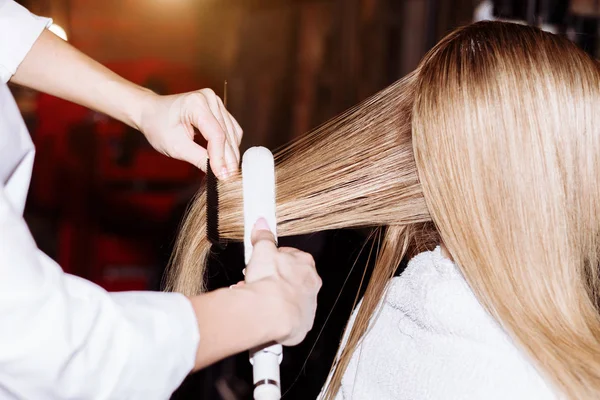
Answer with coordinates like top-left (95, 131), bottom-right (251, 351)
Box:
top-left (0, 0), bottom-right (53, 83)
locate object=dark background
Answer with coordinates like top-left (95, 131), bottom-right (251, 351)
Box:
top-left (10, 1), bottom-right (599, 398)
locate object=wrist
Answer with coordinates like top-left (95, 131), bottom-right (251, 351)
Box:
top-left (126, 85), bottom-right (157, 131)
top-left (187, 286), bottom-right (278, 371)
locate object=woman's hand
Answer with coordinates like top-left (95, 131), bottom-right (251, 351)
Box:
top-left (13, 30), bottom-right (242, 180)
top-left (243, 218), bottom-right (322, 346)
top-left (138, 89), bottom-right (243, 180)
top-left (189, 220), bottom-right (321, 370)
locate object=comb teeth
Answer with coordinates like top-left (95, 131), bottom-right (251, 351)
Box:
top-left (206, 161), bottom-right (225, 248)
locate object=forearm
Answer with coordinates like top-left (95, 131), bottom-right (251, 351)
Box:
top-left (10, 29), bottom-right (153, 129)
top-left (189, 282), bottom-right (288, 371)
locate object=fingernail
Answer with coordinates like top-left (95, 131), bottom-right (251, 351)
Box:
top-left (254, 218), bottom-right (270, 231)
top-left (242, 268), bottom-right (246, 276)
top-left (220, 167), bottom-right (229, 179)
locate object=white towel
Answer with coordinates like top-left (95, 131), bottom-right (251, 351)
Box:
top-left (321, 247), bottom-right (558, 400)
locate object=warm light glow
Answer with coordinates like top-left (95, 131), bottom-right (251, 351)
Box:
top-left (49, 24), bottom-right (68, 41)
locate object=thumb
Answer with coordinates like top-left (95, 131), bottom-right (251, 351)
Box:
top-left (251, 218), bottom-right (277, 248)
top-left (247, 218), bottom-right (278, 283)
top-left (174, 141), bottom-right (208, 171)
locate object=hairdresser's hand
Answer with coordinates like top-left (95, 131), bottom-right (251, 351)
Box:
top-left (244, 219), bottom-right (322, 346)
top-left (138, 89), bottom-right (243, 179)
top-left (12, 30), bottom-right (241, 179)
top-left (189, 219), bottom-right (320, 370)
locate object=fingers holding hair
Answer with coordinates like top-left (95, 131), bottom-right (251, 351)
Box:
top-left (199, 90), bottom-right (238, 177)
top-left (188, 91), bottom-right (228, 176)
top-left (188, 89), bottom-right (238, 178)
top-left (216, 96), bottom-right (241, 163)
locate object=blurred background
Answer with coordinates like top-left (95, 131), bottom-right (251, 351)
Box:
top-left (9, 0), bottom-right (600, 398)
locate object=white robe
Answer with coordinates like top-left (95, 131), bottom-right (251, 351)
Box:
top-left (323, 247), bottom-right (558, 400)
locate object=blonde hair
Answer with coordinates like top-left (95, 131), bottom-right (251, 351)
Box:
top-left (166, 21), bottom-right (600, 399)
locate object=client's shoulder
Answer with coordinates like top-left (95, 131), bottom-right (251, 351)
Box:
top-left (383, 246), bottom-right (500, 341)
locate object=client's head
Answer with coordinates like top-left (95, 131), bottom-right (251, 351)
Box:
top-left (167, 21), bottom-right (600, 399)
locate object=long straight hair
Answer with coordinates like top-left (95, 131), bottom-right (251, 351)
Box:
top-left (413, 22), bottom-right (600, 398)
top-left (166, 22), bottom-right (600, 399)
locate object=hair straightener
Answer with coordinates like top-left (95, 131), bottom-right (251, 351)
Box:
top-left (242, 146), bottom-right (282, 400)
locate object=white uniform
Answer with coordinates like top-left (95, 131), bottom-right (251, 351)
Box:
top-left (0, 1), bottom-right (199, 398)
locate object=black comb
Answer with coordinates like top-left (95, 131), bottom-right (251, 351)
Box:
top-left (206, 161), bottom-right (226, 248)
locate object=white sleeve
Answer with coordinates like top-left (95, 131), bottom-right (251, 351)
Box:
top-left (0, 184), bottom-right (200, 399)
top-left (0, 0), bottom-right (52, 83)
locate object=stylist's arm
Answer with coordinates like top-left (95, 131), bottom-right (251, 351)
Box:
top-left (15, 25), bottom-right (322, 367)
top-left (190, 219), bottom-right (322, 370)
top-left (12, 28), bottom-right (241, 178)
